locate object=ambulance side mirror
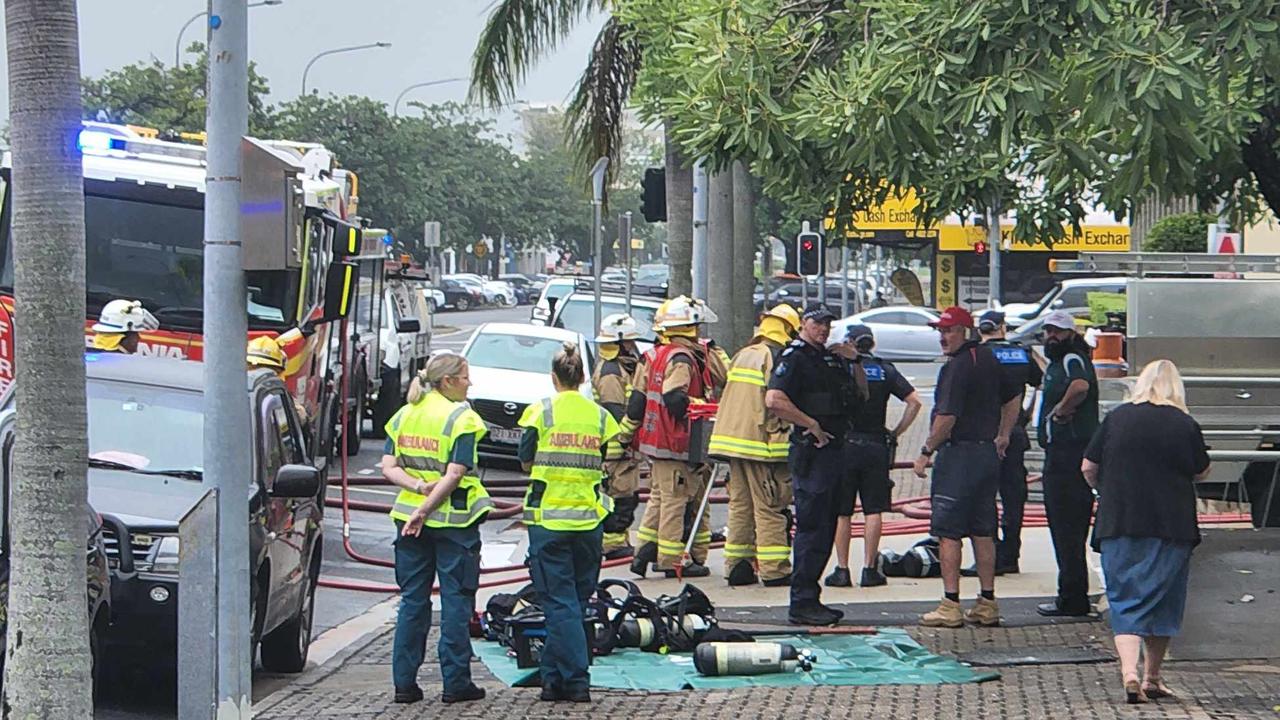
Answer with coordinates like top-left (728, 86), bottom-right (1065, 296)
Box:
top-left (321, 260), bottom-right (357, 323)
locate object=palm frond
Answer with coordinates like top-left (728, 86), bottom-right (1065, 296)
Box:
top-left (470, 0), bottom-right (608, 107)
top-left (565, 16), bottom-right (641, 193)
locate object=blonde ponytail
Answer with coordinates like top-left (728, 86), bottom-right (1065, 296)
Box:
top-left (408, 352), bottom-right (468, 404)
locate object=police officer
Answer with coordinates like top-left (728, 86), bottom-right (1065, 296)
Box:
top-left (766, 303), bottom-right (866, 626)
top-left (385, 353), bottom-right (493, 704)
top-left (591, 313), bottom-right (644, 560)
top-left (517, 342), bottom-right (620, 703)
top-left (825, 324), bottom-right (922, 589)
top-left (962, 310), bottom-right (1042, 577)
top-left (710, 304), bottom-right (801, 587)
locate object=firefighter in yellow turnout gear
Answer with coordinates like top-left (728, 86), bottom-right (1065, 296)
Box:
top-left (710, 305), bottom-right (801, 586)
top-left (627, 296), bottom-right (728, 578)
top-left (591, 313), bottom-right (645, 560)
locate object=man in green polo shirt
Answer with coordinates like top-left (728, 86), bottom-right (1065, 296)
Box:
top-left (1036, 310), bottom-right (1100, 618)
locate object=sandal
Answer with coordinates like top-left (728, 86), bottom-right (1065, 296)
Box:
top-left (1142, 678), bottom-right (1176, 700)
top-left (1124, 678), bottom-right (1149, 705)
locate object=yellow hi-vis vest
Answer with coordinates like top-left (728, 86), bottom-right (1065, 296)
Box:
top-left (386, 391), bottom-right (493, 528)
top-left (518, 391), bottom-right (621, 531)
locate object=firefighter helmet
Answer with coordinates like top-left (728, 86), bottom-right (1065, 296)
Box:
top-left (652, 295), bottom-right (718, 332)
top-left (759, 304), bottom-right (801, 333)
top-left (247, 336), bottom-right (287, 372)
top-left (91, 299), bottom-right (159, 334)
top-left (594, 313), bottom-right (641, 343)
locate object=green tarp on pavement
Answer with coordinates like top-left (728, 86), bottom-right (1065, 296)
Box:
top-left (473, 628), bottom-right (999, 691)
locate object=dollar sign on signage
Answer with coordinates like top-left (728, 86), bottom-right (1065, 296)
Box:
top-left (941, 279), bottom-right (952, 293)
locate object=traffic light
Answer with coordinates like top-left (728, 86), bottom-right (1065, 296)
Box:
top-left (797, 230), bottom-right (824, 276)
top-left (974, 240), bottom-right (987, 255)
top-left (640, 167), bottom-right (666, 222)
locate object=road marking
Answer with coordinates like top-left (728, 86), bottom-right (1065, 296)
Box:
top-left (306, 593), bottom-right (398, 669)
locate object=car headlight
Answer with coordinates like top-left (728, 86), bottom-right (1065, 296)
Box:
top-left (151, 535), bottom-right (180, 575)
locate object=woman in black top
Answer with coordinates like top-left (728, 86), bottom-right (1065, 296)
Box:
top-left (1083, 359), bottom-right (1211, 704)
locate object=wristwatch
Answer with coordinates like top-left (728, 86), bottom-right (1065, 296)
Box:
top-left (920, 445), bottom-right (934, 457)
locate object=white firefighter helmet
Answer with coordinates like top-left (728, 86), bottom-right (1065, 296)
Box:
top-left (91, 299), bottom-right (159, 334)
top-left (652, 295), bottom-right (718, 332)
top-left (594, 313), bottom-right (641, 343)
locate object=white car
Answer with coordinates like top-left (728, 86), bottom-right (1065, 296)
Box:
top-left (530, 277), bottom-right (577, 325)
top-left (832, 306), bottom-right (942, 361)
top-left (422, 287), bottom-right (447, 312)
top-left (461, 322), bottom-right (593, 465)
top-left (445, 274), bottom-right (518, 308)
top-left (1001, 277), bottom-right (1126, 328)
top-left (549, 291), bottom-right (662, 363)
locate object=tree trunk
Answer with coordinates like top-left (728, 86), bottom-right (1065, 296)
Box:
top-left (663, 120), bottom-right (693, 297)
top-left (731, 161), bottom-right (756, 353)
top-left (1243, 100), bottom-right (1280, 220)
top-left (3, 0), bottom-right (93, 717)
top-left (706, 168), bottom-right (734, 349)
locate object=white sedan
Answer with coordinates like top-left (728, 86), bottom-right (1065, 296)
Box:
top-left (459, 322), bottom-right (593, 465)
top-left (832, 306), bottom-right (942, 361)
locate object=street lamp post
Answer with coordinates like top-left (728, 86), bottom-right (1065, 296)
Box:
top-left (301, 42), bottom-right (392, 96)
top-left (174, 0), bottom-right (282, 67)
top-left (394, 78), bottom-right (468, 116)
top-left (590, 157), bottom-right (610, 333)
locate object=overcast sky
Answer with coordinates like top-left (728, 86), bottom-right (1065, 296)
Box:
top-left (0, 1), bottom-right (605, 140)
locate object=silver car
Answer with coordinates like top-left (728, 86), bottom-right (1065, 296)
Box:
top-left (832, 306), bottom-right (942, 361)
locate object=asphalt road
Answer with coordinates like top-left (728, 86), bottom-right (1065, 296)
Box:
top-left (96, 301), bottom-right (942, 718)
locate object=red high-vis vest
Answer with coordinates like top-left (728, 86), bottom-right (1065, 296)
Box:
top-left (636, 343), bottom-right (708, 460)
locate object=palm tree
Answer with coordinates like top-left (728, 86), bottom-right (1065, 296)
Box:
top-left (2, 0), bottom-right (94, 716)
top-left (471, 0), bottom-right (693, 295)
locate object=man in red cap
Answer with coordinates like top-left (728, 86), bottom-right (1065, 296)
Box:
top-left (912, 306), bottom-right (1022, 628)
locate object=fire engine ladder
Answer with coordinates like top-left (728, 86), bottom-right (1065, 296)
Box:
top-left (1049, 252), bottom-right (1280, 277)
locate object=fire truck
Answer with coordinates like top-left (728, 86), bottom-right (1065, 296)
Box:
top-left (0, 122), bottom-right (365, 458)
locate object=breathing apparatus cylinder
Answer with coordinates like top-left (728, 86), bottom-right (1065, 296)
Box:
top-left (693, 642), bottom-right (816, 676)
top-left (617, 614), bottom-right (710, 652)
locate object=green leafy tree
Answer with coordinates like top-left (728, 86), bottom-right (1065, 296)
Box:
top-left (618, 0), bottom-right (1280, 241)
top-left (1145, 212), bottom-right (1217, 252)
top-left (82, 44), bottom-right (275, 135)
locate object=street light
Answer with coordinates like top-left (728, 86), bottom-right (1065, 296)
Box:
top-left (174, 0), bottom-right (282, 67)
top-left (300, 42), bottom-right (392, 96)
top-left (394, 78), bottom-right (469, 116)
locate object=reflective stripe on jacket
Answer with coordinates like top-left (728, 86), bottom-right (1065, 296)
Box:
top-left (519, 391), bottom-right (621, 530)
top-left (386, 391), bottom-right (493, 528)
top-left (708, 340), bottom-right (790, 461)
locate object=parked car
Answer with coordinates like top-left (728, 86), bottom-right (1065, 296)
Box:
top-left (422, 287), bottom-right (447, 313)
top-left (755, 277), bottom-right (864, 314)
top-left (447, 274), bottom-right (517, 308)
top-left (1001, 277), bottom-right (1127, 328)
top-left (549, 291), bottom-right (662, 364)
top-left (0, 407), bottom-right (111, 694)
top-left (461, 323), bottom-right (592, 465)
top-left (499, 273), bottom-right (539, 304)
top-left (79, 354), bottom-right (324, 673)
top-left (831, 306), bottom-right (943, 361)
top-left (438, 277), bottom-right (483, 311)
top-left (530, 277), bottom-right (578, 325)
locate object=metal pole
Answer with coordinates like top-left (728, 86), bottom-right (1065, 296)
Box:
top-left (621, 211), bottom-right (633, 314)
top-left (176, 1), bottom-right (282, 67)
top-left (590, 158), bottom-right (609, 335)
top-left (393, 77), bottom-right (467, 116)
top-left (203, 1), bottom-right (252, 717)
top-left (988, 198), bottom-right (1002, 306)
top-left (692, 159), bottom-right (709, 299)
top-left (859, 244), bottom-right (868, 308)
top-left (301, 42), bottom-right (392, 96)
top-left (841, 242), bottom-right (850, 317)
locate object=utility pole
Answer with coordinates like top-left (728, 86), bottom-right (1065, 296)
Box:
top-left (203, 2), bottom-right (253, 717)
top-left (590, 158), bottom-right (609, 333)
top-left (707, 168), bottom-right (734, 348)
top-left (988, 198), bottom-right (1002, 306)
top-left (840, 242), bottom-right (850, 316)
top-left (731, 160), bottom-right (755, 351)
top-left (620, 211), bottom-right (633, 314)
top-left (692, 159), bottom-right (709, 300)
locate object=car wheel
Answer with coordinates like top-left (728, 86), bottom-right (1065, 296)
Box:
top-left (456, 296), bottom-right (470, 312)
top-left (371, 366), bottom-right (400, 439)
top-left (260, 558), bottom-right (318, 673)
top-left (344, 377), bottom-right (364, 457)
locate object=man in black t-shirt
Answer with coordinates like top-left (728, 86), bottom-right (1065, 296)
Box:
top-left (766, 303), bottom-right (866, 626)
top-left (825, 324), bottom-right (922, 589)
top-left (912, 306), bottom-right (1021, 629)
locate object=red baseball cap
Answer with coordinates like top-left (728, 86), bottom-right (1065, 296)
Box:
top-left (930, 306), bottom-right (974, 329)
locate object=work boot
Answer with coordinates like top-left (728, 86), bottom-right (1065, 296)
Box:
top-left (630, 542), bottom-right (657, 578)
top-left (1036, 601), bottom-right (1092, 618)
top-left (539, 685), bottom-right (561, 702)
top-left (965, 597), bottom-right (1001, 627)
top-left (859, 567), bottom-right (887, 588)
top-left (761, 573), bottom-right (792, 588)
top-left (603, 545), bottom-right (635, 561)
top-left (664, 562), bottom-right (711, 578)
top-left (565, 688), bottom-right (592, 703)
top-left (824, 566), bottom-right (852, 587)
top-left (726, 560), bottom-right (759, 587)
top-left (441, 684), bottom-right (486, 704)
top-left (994, 559), bottom-right (1020, 575)
top-left (920, 598), bottom-right (964, 628)
top-left (788, 603), bottom-right (842, 626)
top-left (393, 685), bottom-right (424, 704)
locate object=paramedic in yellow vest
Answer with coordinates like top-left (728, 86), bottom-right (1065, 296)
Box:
top-left (517, 342), bottom-right (619, 703)
top-left (382, 353), bottom-right (492, 706)
top-left (710, 304), bottom-right (801, 587)
top-left (592, 313), bottom-right (644, 560)
top-left (626, 296), bottom-right (727, 578)
top-left (88, 299), bottom-right (158, 354)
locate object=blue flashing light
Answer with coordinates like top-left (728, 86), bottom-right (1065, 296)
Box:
top-left (209, 14), bottom-right (223, 29)
top-left (382, 233), bottom-right (394, 246)
top-left (78, 130), bottom-right (117, 154)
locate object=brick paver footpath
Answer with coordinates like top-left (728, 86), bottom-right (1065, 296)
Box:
top-left (256, 619), bottom-right (1280, 719)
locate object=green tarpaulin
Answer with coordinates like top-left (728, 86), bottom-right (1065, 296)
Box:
top-left (474, 628), bottom-right (999, 691)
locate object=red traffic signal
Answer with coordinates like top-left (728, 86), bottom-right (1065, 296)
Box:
top-left (974, 241), bottom-right (987, 254)
top-left (802, 239), bottom-right (814, 251)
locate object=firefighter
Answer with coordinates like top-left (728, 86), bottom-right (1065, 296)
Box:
top-left (89, 299), bottom-right (158, 354)
top-left (517, 342), bottom-right (620, 703)
top-left (710, 304), bottom-right (801, 587)
top-left (384, 353), bottom-right (493, 705)
top-left (247, 334), bottom-right (310, 425)
top-left (627, 295), bottom-right (727, 578)
top-left (591, 313), bottom-right (644, 560)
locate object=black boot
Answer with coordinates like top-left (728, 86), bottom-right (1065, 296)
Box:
top-left (630, 542), bottom-right (657, 578)
top-left (727, 560), bottom-right (759, 586)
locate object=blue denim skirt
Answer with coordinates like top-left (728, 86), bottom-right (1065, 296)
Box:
top-left (1100, 536), bottom-right (1193, 637)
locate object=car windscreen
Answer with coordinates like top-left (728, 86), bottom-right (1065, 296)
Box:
top-left (464, 333), bottom-right (573, 374)
top-left (554, 298), bottom-right (657, 339)
top-left (87, 376), bottom-right (204, 476)
top-left (545, 282), bottom-right (574, 301)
